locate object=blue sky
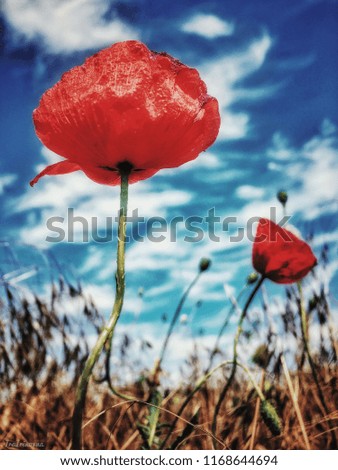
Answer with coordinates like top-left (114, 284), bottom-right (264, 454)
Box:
top-left (1, 0), bottom-right (337, 372)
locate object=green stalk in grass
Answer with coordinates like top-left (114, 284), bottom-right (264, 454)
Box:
top-left (71, 163), bottom-right (131, 450)
top-left (211, 275), bottom-right (265, 447)
top-left (297, 281), bottom-right (337, 447)
top-left (97, 255), bottom-right (211, 449)
top-left (205, 273), bottom-right (258, 374)
top-left (297, 281), bottom-right (328, 413)
top-left (154, 258), bottom-right (211, 377)
top-left (205, 290), bottom-right (245, 375)
top-left (143, 258), bottom-right (210, 449)
top-left (160, 360), bottom-right (232, 449)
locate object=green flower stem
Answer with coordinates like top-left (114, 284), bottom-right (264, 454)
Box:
top-left (105, 330), bottom-right (137, 401)
top-left (71, 169), bottom-right (130, 450)
top-left (211, 275), bottom-right (265, 447)
top-left (146, 271), bottom-right (202, 448)
top-left (205, 284), bottom-right (248, 374)
top-left (156, 271), bottom-right (202, 374)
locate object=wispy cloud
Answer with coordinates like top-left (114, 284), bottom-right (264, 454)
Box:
top-left (181, 13), bottom-right (235, 39)
top-left (13, 147), bottom-right (194, 246)
top-left (0, 174), bottom-right (17, 195)
top-left (236, 185), bottom-right (265, 200)
top-left (267, 132), bottom-right (297, 161)
top-left (2, 0), bottom-right (139, 54)
top-left (267, 119), bottom-right (338, 220)
top-left (200, 33), bottom-right (273, 140)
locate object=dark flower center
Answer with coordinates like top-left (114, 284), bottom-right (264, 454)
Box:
top-left (99, 160), bottom-right (142, 175)
top-left (116, 161), bottom-right (134, 174)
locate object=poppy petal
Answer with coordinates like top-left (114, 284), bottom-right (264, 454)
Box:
top-left (252, 218), bottom-right (317, 284)
top-left (80, 165), bottom-right (159, 186)
top-left (30, 161), bottom-right (81, 187)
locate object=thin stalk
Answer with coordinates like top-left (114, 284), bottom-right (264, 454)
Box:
top-left (281, 354), bottom-right (311, 449)
top-left (71, 169), bottom-right (130, 450)
top-left (160, 358), bottom-right (271, 449)
top-left (297, 282), bottom-right (336, 447)
top-left (236, 361), bottom-right (265, 401)
top-left (249, 370), bottom-right (265, 450)
top-left (146, 272), bottom-right (202, 448)
top-left (95, 352), bottom-right (273, 451)
top-left (156, 271), bottom-right (201, 372)
top-left (297, 282), bottom-right (329, 415)
top-left (211, 276), bottom-right (265, 447)
top-left (160, 360), bottom-right (232, 449)
top-left (322, 295), bottom-right (338, 362)
top-left (205, 285), bottom-right (247, 374)
top-left (94, 326), bottom-right (136, 401)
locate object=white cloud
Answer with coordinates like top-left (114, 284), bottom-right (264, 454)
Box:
top-left (267, 132), bottom-right (296, 161)
top-left (163, 151), bottom-right (223, 174)
top-left (267, 120), bottom-right (338, 220)
top-left (320, 118), bottom-right (337, 137)
top-left (0, 174), bottom-right (17, 195)
top-left (312, 229), bottom-right (338, 248)
top-left (231, 199), bottom-right (283, 228)
top-left (236, 185), bottom-right (265, 200)
top-left (14, 146), bottom-right (193, 246)
top-left (2, 0), bottom-right (139, 54)
top-left (181, 13), bottom-right (235, 39)
top-left (200, 33), bottom-right (273, 140)
top-left (145, 282), bottom-right (176, 300)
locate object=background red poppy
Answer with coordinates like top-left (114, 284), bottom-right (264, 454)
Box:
top-left (252, 218), bottom-right (317, 284)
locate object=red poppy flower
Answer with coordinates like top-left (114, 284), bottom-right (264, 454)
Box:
top-left (30, 41), bottom-right (220, 187)
top-left (252, 218), bottom-right (317, 284)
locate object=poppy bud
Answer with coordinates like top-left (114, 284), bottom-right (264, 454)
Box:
top-left (277, 190), bottom-right (288, 206)
top-left (247, 272), bottom-right (259, 285)
top-left (199, 257), bottom-right (211, 272)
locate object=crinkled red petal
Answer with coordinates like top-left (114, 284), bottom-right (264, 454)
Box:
top-left (252, 218), bottom-right (317, 284)
top-left (32, 40), bottom-right (220, 185)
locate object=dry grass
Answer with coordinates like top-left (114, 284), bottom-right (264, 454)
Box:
top-left (0, 367), bottom-right (337, 450)
top-left (0, 247), bottom-right (337, 450)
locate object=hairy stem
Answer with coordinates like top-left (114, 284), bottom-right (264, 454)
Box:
top-left (71, 169), bottom-right (130, 450)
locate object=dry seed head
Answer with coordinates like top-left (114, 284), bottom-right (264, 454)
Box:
top-left (252, 344), bottom-right (271, 369)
